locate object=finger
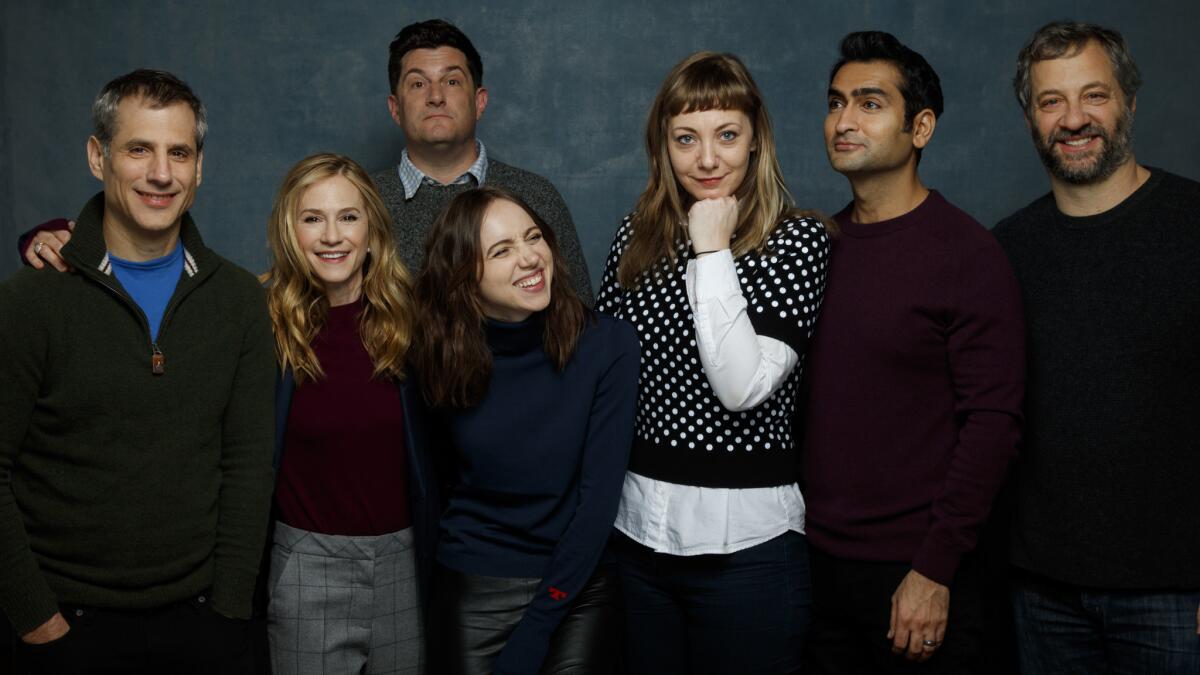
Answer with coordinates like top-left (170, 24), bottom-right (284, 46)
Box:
top-left (38, 241), bottom-right (70, 273)
top-left (25, 246), bottom-right (45, 269)
top-left (42, 246), bottom-right (70, 273)
top-left (906, 630), bottom-right (925, 660)
top-left (887, 597), bottom-right (897, 640)
top-left (32, 233), bottom-right (71, 270)
top-left (891, 620), bottom-right (910, 654)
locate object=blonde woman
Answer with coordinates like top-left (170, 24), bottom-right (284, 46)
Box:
top-left (595, 52), bottom-right (831, 673)
top-left (262, 153), bottom-right (431, 675)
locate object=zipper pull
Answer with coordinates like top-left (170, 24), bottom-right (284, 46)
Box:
top-left (151, 343), bottom-right (165, 375)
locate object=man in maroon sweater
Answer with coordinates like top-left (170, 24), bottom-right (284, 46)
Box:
top-left (800, 32), bottom-right (1025, 673)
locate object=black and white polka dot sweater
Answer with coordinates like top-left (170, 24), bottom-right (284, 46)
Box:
top-left (596, 214), bottom-right (829, 488)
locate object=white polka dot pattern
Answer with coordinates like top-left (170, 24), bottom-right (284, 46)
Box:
top-left (596, 214), bottom-right (829, 475)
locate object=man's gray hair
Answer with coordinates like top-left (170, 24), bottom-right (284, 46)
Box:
top-left (92, 69), bottom-right (207, 153)
top-left (1013, 21), bottom-right (1142, 116)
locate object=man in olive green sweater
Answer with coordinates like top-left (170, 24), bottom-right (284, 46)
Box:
top-left (0, 70), bottom-right (274, 674)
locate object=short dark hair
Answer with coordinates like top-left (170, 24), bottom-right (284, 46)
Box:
top-left (1014, 20), bottom-right (1141, 116)
top-left (388, 19), bottom-right (483, 94)
top-left (830, 31), bottom-right (944, 130)
top-left (93, 69), bottom-right (207, 152)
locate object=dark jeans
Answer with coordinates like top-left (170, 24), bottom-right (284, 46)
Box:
top-left (1011, 570), bottom-right (1200, 674)
top-left (432, 562), bottom-right (621, 674)
top-left (612, 530), bottom-right (811, 675)
top-left (13, 592), bottom-right (253, 675)
top-left (803, 546), bottom-right (985, 674)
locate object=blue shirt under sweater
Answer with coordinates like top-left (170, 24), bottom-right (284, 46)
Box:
top-left (437, 310), bottom-right (639, 674)
top-left (108, 244), bottom-right (183, 341)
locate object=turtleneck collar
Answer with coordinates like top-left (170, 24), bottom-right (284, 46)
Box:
top-left (484, 312), bottom-right (545, 356)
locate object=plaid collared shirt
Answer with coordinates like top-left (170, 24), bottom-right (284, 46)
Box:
top-left (397, 140), bottom-right (489, 200)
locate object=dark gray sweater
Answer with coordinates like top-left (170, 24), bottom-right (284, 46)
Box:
top-left (993, 169), bottom-right (1200, 589)
top-left (372, 158), bottom-right (594, 304)
top-left (0, 193), bottom-right (275, 633)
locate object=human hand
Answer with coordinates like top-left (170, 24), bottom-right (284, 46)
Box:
top-left (20, 612), bottom-right (70, 645)
top-left (889, 569), bottom-right (949, 662)
top-left (686, 197), bottom-right (738, 254)
top-left (24, 221), bottom-right (75, 272)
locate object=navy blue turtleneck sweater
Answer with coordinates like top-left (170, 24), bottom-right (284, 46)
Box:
top-left (437, 310), bottom-right (639, 674)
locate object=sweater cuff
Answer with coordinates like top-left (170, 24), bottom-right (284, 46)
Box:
top-left (910, 539), bottom-right (963, 588)
top-left (210, 567), bottom-right (257, 620)
top-left (3, 575), bottom-right (60, 636)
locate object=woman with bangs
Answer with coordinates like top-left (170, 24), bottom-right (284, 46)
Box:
top-left (595, 52), bottom-right (831, 673)
top-left (412, 186), bottom-right (639, 675)
top-left (262, 153), bottom-right (434, 675)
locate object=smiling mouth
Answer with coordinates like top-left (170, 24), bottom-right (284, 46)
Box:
top-left (515, 270), bottom-right (545, 291)
top-left (316, 251), bottom-right (350, 262)
top-left (695, 176), bottom-right (726, 187)
top-left (136, 190), bottom-right (178, 207)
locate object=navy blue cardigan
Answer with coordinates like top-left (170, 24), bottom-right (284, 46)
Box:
top-left (273, 368), bottom-right (440, 612)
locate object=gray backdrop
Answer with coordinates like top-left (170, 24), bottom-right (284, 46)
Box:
top-left (2, 0), bottom-right (1197, 286)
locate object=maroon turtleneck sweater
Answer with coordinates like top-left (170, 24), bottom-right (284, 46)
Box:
top-left (275, 302), bottom-right (409, 536)
top-left (800, 191), bottom-right (1024, 586)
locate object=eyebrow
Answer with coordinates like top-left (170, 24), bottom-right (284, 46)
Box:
top-left (122, 138), bottom-right (195, 153)
top-left (403, 64), bottom-right (467, 80)
top-left (299, 206), bottom-right (361, 215)
top-left (827, 86), bottom-right (890, 99)
top-left (485, 226), bottom-right (540, 255)
top-left (670, 121), bottom-right (743, 133)
top-left (1036, 81), bottom-right (1112, 98)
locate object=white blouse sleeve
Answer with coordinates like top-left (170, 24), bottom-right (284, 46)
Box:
top-left (686, 250), bottom-right (799, 412)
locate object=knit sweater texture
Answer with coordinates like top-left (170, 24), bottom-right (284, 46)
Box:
top-left (596, 214), bottom-right (829, 489)
top-left (436, 311), bottom-right (639, 674)
top-left (801, 191), bottom-right (1024, 586)
top-left (0, 192), bottom-right (276, 634)
top-left (372, 157), bottom-right (594, 304)
top-left (993, 169), bottom-right (1200, 589)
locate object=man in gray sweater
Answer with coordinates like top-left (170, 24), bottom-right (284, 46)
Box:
top-left (377, 19), bottom-right (593, 303)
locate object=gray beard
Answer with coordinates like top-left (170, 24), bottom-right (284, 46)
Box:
top-left (1033, 108), bottom-right (1135, 185)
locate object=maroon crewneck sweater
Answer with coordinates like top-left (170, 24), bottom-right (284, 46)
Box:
top-left (275, 302), bottom-right (409, 536)
top-left (800, 191), bottom-right (1024, 586)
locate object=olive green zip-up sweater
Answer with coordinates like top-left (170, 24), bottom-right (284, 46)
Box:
top-left (0, 192), bottom-right (275, 635)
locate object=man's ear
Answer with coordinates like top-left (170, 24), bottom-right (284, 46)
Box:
top-left (474, 87), bottom-right (489, 120)
top-left (387, 93), bottom-right (404, 128)
top-left (911, 108), bottom-right (937, 150)
top-left (195, 150), bottom-right (204, 188)
top-left (87, 136), bottom-right (105, 181)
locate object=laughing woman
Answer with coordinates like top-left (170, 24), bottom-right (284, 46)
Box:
top-left (263, 153), bottom-right (433, 675)
top-left (595, 52), bottom-right (831, 674)
top-left (413, 186), bottom-right (639, 675)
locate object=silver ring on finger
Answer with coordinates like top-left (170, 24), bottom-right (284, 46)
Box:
top-left (922, 639), bottom-right (941, 649)
top-left (35, 241), bottom-right (44, 255)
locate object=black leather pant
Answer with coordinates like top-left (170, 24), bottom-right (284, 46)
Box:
top-left (432, 562), bottom-right (621, 674)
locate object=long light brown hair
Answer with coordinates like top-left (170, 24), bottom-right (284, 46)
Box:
top-left (262, 153), bottom-right (415, 384)
top-left (412, 186), bottom-right (588, 408)
top-left (620, 51), bottom-right (819, 288)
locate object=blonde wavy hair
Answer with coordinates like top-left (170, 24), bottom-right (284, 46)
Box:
top-left (262, 153), bottom-right (415, 384)
top-left (619, 51), bottom-right (823, 288)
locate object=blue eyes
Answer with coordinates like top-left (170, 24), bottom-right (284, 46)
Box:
top-left (675, 132), bottom-right (738, 145)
